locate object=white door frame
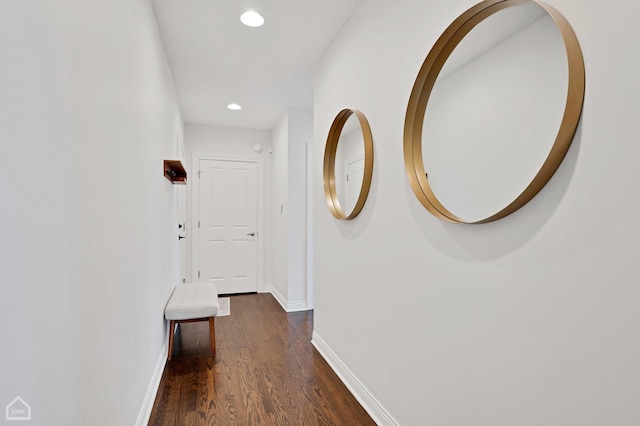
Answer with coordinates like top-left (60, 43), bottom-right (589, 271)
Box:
top-left (306, 141), bottom-right (314, 310)
top-left (190, 153), bottom-right (265, 293)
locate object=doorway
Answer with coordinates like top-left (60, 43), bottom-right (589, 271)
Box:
top-left (192, 157), bottom-right (260, 294)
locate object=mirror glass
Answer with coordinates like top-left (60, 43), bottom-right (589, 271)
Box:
top-left (422, 2), bottom-right (568, 222)
top-left (334, 114), bottom-right (366, 215)
top-left (408, 0), bottom-right (585, 223)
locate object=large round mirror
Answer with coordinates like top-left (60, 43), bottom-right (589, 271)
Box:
top-left (323, 109), bottom-right (374, 220)
top-left (404, 0), bottom-right (585, 223)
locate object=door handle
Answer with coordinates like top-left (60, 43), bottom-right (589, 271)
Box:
top-left (246, 232), bottom-right (256, 237)
top-left (178, 235), bottom-right (186, 240)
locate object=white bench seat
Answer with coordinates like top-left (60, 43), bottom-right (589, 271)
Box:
top-left (164, 283), bottom-right (219, 360)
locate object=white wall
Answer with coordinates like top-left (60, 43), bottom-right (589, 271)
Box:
top-left (287, 109), bottom-right (313, 306)
top-left (0, 1), bottom-right (183, 425)
top-left (272, 113), bottom-right (290, 301)
top-left (312, 0), bottom-right (640, 425)
top-left (270, 109), bottom-right (313, 310)
top-left (184, 124), bottom-right (272, 288)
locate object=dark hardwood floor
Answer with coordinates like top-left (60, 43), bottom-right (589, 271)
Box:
top-left (148, 293), bottom-right (376, 425)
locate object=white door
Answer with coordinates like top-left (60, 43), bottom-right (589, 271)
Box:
top-left (345, 157), bottom-right (365, 211)
top-left (194, 159), bottom-right (258, 294)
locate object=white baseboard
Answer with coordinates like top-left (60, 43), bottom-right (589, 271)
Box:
top-left (265, 284), bottom-right (310, 312)
top-left (265, 284), bottom-right (286, 310)
top-left (135, 338), bottom-right (168, 426)
top-left (311, 331), bottom-right (399, 426)
top-left (286, 300), bottom-right (309, 312)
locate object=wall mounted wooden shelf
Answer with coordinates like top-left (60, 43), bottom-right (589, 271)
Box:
top-left (164, 160), bottom-right (187, 184)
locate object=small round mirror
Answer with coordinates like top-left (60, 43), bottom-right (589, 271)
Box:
top-left (323, 109), bottom-right (374, 220)
top-left (404, 0), bottom-right (585, 223)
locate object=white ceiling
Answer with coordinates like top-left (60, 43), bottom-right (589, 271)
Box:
top-left (152, 0), bottom-right (361, 130)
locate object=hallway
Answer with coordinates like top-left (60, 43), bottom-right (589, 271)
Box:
top-left (149, 294), bottom-right (375, 425)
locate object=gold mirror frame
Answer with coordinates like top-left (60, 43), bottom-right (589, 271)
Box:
top-left (404, 0), bottom-right (585, 224)
top-left (323, 109), bottom-right (374, 220)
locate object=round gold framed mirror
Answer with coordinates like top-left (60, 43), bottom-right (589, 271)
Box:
top-left (404, 0), bottom-right (585, 223)
top-left (323, 109), bottom-right (374, 220)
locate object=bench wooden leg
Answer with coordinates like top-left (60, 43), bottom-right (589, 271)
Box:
top-left (208, 316), bottom-right (216, 355)
top-left (168, 320), bottom-right (176, 361)
top-left (167, 317), bottom-right (215, 360)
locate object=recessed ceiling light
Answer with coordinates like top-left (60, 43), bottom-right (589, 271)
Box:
top-left (240, 11), bottom-right (265, 27)
top-left (227, 103), bottom-right (242, 111)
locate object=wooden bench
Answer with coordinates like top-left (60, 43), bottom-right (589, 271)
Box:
top-left (164, 283), bottom-right (219, 361)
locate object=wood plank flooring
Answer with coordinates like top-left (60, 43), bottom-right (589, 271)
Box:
top-left (148, 293), bottom-right (375, 425)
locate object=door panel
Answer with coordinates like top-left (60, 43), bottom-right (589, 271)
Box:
top-left (204, 239), bottom-right (227, 281)
top-left (196, 159), bottom-right (258, 294)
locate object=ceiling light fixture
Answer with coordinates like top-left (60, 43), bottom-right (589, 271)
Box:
top-left (227, 103), bottom-right (242, 110)
top-left (240, 11), bottom-right (265, 27)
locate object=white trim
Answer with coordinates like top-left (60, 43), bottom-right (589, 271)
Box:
top-left (286, 300), bottom-right (309, 312)
top-left (311, 331), bottom-right (399, 426)
top-left (306, 140), bottom-right (314, 310)
top-left (135, 338), bottom-right (168, 426)
top-left (266, 284), bottom-right (287, 310)
top-left (191, 153), bottom-right (264, 293)
top-left (266, 284), bottom-right (309, 312)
